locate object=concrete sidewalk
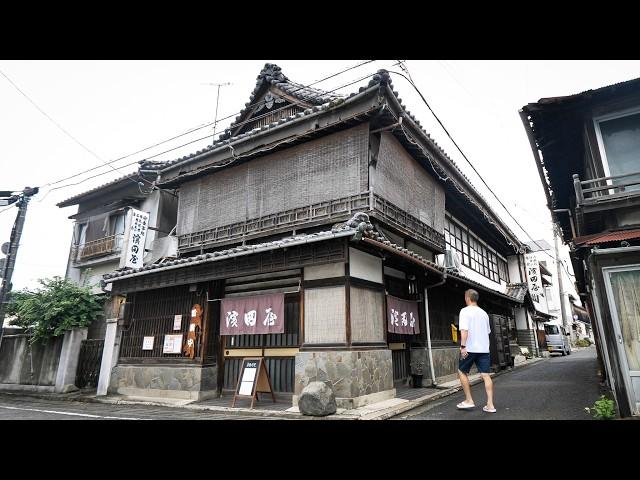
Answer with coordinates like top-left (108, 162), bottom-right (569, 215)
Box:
top-left (0, 356), bottom-right (546, 420)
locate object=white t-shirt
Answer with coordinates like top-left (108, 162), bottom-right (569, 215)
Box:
top-left (458, 305), bottom-right (491, 353)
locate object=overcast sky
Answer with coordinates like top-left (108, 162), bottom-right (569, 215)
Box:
top-left (1, 60), bottom-right (639, 291)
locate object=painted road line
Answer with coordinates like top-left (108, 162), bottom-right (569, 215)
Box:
top-left (0, 404), bottom-right (149, 420)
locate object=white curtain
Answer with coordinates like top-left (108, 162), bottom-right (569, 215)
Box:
top-left (610, 270), bottom-right (640, 371)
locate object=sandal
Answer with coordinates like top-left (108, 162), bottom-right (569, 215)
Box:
top-left (483, 406), bottom-right (496, 413)
top-left (457, 401), bottom-right (475, 409)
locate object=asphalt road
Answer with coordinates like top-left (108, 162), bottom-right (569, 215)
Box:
top-left (394, 347), bottom-right (602, 420)
top-left (0, 395), bottom-right (283, 420)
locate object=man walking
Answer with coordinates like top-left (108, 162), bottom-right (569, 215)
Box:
top-left (456, 289), bottom-right (496, 413)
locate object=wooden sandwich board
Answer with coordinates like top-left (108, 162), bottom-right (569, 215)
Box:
top-left (231, 357), bottom-right (276, 409)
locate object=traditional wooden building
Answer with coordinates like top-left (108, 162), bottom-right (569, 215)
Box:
top-left (521, 77), bottom-right (640, 417)
top-left (101, 64), bottom-right (530, 408)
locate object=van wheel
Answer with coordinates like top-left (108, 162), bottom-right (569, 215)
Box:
top-left (562, 349), bottom-right (566, 356)
top-left (567, 349), bottom-right (571, 355)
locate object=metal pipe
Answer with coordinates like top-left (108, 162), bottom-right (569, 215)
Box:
top-left (423, 274), bottom-right (447, 386)
top-left (206, 279), bottom-right (301, 302)
top-left (591, 245), bottom-right (640, 255)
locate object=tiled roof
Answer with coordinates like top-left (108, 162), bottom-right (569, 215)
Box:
top-left (56, 171), bottom-right (139, 207)
top-left (532, 77), bottom-right (640, 107)
top-left (104, 221), bottom-right (359, 282)
top-left (141, 67), bottom-right (523, 250)
top-left (573, 228), bottom-right (640, 246)
top-left (220, 63), bottom-right (344, 139)
top-left (525, 239), bottom-right (552, 252)
top-left (139, 96), bottom-right (349, 172)
top-left (505, 283), bottom-right (528, 303)
top-left (104, 211), bottom-right (525, 306)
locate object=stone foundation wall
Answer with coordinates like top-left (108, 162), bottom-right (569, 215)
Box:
top-left (109, 365), bottom-right (218, 401)
top-left (412, 346), bottom-right (479, 384)
top-left (294, 349), bottom-right (394, 409)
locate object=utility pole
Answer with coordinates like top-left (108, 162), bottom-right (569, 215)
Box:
top-left (202, 82), bottom-right (232, 143)
top-left (0, 186), bottom-right (39, 344)
top-left (553, 222), bottom-right (569, 337)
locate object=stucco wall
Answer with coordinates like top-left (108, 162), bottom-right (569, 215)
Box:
top-left (0, 334), bottom-right (63, 387)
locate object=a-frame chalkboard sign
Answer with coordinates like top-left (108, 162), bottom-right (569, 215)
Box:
top-left (231, 357), bottom-right (276, 408)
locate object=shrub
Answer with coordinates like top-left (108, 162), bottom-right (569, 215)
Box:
top-left (576, 339), bottom-right (591, 347)
top-left (585, 395), bottom-right (616, 420)
top-left (7, 276), bottom-right (104, 343)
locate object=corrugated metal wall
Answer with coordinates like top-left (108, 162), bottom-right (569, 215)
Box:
top-left (177, 123), bottom-right (370, 236)
top-left (516, 329), bottom-right (538, 354)
top-left (374, 132), bottom-right (445, 233)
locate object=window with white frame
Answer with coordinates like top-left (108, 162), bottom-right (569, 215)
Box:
top-left (444, 214), bottom-right (509, 283)
top-left (594, 107), bottom-right (640, 192)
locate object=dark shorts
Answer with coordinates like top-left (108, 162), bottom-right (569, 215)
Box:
top-left (459, 352), bottom-right (491, 374)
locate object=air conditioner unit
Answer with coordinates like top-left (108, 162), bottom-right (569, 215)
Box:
top-left (443, 248), bottom-right (462, 273)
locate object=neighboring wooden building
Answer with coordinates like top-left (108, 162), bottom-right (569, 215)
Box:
top-left (101, 64), bottom-right (530, 407)
top-left (521, 77), bottom-right (640, 417)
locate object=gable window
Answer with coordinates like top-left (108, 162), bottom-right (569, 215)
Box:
top-left (594, 107), bottom-right (640, 192)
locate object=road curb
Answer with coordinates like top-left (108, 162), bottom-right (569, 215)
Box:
top-left (0, 357), bottom-right (547, 420)
top-left (364, 356), bottom-right (547, 420)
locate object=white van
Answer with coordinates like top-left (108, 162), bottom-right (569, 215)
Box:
top-left (544, 323), bottom-right (571, 356)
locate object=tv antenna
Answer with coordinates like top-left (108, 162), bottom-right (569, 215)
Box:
top-left (202, 82), bottom-right (232, 144)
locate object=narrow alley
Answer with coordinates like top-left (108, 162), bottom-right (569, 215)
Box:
top-left (394, 348), bottom-right (602, 420)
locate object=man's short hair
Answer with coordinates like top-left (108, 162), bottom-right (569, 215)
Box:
top-left (465, 289), bottom-right (479, 302)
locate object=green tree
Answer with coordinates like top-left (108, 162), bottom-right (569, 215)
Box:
top-left (7, 276), bottom-right (104, 343)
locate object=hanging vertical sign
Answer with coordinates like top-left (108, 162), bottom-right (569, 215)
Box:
top-left (120, 208), bottom-right (150, 269)
top-left (386, 295), bottom-right (421, 334)
top-left (524, 253), bottom-right (547, 313)
top-left (220, 293), bottom-right (285, 335)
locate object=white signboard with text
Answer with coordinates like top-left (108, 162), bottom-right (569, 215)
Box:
top-left (142, 336), bottom-right (154, 351)
top-left (163, 334), bottom-right (183, 354)
top-left (524, 253), bottom-right (547, 314)
top-left (120, 208), bottom-right (150, 270)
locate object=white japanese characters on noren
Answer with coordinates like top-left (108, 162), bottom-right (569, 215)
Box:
top-left (390, 308), bottom-right (399, 326)
top-left (244, 309), bottom-right (257, 326)
top-left (263, 307), bottom-right (277, 326)
top-left (226, 310), bottom-right (239, 328)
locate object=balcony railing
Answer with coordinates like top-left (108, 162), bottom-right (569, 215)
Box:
top-left (574, 171), bottom-right (640, 207)
top-left (73, 234), bottom-right (124, 263)
top-left (177, 191), bottom-right (447, 253)
top-left (178, 192), bottom-right (371, 251)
